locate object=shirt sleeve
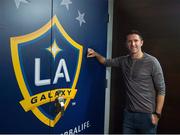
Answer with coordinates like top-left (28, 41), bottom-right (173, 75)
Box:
top-left (152, 58), bottom-right (166, 95)
top-left (104, 56), bottom-right (123, 67)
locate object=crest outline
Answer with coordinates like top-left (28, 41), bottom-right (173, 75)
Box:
top-left (10, 15), bottom-right (83, 127)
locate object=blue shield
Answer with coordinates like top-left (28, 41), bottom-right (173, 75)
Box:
top-left (10, 15), bottom-right (83, 127)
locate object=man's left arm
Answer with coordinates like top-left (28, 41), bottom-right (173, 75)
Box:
top-left (152, 94), bottom-right (165, 125)
top-left (152, 58), bottom-right (166, 125)
top-left (156, 94), bottom-right (165, 115)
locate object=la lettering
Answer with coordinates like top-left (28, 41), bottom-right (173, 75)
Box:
top-left (34, 58), bottom-right (70, 86)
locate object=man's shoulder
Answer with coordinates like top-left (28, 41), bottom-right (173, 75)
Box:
top-left (118, 54), bottom-right (129, 59)
top-left (115, 55), bottom-right (129, 61)
top-left (144, 53), bottom-right (160, 66)
top-left (144, 53), bottom-right (158, 61)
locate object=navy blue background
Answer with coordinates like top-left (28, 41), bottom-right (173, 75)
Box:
top-left (0, 0), bottom-right (108, 133)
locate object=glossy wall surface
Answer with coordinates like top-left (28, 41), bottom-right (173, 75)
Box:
top-left (0, 0), bottom-right (108, 133)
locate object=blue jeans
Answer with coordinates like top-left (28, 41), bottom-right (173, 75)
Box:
top-left (123, 110), bottom-right (157, 134)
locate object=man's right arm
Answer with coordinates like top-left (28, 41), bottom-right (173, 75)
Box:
top-left (87, 48), bottom-right (106, 65)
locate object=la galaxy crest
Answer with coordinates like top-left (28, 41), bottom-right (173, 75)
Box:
top-left (10, 15), bottom-right (83, 127)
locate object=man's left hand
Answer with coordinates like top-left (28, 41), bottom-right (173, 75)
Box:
top-left (151, 114), bottom-right (159, 125)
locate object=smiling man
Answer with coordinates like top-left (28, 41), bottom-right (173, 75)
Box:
top-left (87, 30), bottom-right (166, 134)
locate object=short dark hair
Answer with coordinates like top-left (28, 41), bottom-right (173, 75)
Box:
top-left (126, 30), bottom-right (143, 40)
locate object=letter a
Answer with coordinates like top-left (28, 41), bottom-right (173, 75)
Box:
top-left (53, 59), bottom-right (70, 84)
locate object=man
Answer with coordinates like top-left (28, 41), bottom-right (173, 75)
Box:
top-left (87, 30), bottom-right (165, 134)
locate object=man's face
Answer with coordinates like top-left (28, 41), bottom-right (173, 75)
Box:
top-left (126, 34), bottom-right (143, 55)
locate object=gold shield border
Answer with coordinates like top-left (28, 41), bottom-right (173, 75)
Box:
top-left (10, 15), bottom-right (83, 127)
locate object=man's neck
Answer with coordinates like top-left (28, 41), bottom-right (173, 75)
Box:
top-left (131, 51), bottom-right (144, 59)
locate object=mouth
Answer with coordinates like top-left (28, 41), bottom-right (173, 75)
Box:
top-left (129, 48), bottom-right (138, 53)
top-left (130, 47), bottom-right (137, 50)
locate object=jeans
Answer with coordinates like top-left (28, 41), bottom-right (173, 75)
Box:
top-left (123, 110), bottom-right (157, 134)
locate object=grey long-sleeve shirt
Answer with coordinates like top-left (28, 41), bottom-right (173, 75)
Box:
top-left (105, 53), bottom-right (166, 113)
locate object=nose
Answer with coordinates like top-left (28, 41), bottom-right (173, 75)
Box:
top-left (130, 41), bottom-right (135, 47)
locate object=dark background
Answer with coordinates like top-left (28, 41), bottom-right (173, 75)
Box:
top-left (110, 0), bottom-right (180, 133)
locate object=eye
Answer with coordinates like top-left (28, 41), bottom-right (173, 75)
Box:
top-left (134, 39), bottom-right (138, 42)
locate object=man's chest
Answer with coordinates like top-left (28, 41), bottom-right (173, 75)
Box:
top-left (122, 60), bottom-right (153, 81)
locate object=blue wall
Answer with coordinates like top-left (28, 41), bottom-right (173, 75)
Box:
top-left (0, 0), bottom-right (108, 133)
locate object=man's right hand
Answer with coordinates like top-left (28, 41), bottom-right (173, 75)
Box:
top-left (87, 48), bottom-right (105, 64)
top-left (87, 48), bottom-right (96, 58)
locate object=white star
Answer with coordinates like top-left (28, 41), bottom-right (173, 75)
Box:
top-left (60, 0), bottom-right (72, 10)
top-left (76, 10), bottom-right (86, 27)
top-left (14, 0), bottom-right (29, 9)
top-left (46, 40), bottom-right (62, 59)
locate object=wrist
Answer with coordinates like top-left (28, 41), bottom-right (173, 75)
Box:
top-left (153, 112), bottom-right (161, 119)
top-left (94, 52), bottom-right (98, 57)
